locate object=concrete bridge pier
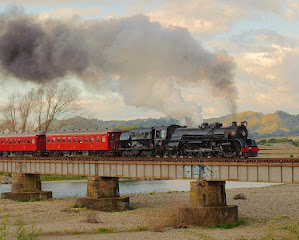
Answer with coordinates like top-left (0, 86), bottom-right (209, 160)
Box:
top-left (178, 180), bottom-right (238, 226)
top-left (76, 177), bottom-right (129, 211)
top-left (1, 173), bottom-right (52, 201)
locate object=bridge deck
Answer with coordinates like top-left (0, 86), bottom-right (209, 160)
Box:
top-left (0, 157), bottom-right (298, 184)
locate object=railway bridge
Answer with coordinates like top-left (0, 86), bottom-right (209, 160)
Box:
top-left (0, 157), bottom-right (298, 226)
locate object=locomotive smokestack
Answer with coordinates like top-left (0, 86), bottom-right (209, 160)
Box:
top-left (0, 7), bottom-right (237, 124)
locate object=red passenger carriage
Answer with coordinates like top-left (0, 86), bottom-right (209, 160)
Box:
top-left (46, 129), bottom-right (122, 156)
top-left (0, 131), bottom-right (46, 156)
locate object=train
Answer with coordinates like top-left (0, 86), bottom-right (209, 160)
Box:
top-left (0, 121), bottom-right (259, 158)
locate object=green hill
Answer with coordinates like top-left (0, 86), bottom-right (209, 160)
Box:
top-left (204, 110), bottom-right (299, 139)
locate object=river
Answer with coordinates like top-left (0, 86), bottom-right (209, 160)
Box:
top-left (0, 180), bottom-right (280, 198)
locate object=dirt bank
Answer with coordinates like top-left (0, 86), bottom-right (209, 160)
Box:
top-left (0, 184), bottom-right (298, 240)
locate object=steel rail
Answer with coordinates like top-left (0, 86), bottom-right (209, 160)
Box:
top-left (1, 156), bottom-right (299, 163)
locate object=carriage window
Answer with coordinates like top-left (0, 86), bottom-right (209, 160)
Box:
top-left (32, 139), bottom-right (35, 144)
top-left (47, 138), bottom-right (51, 143)
top-left (73, 138), bottom-right (77, 143)
top-left (52, 138), bottom-right (56, 143)
top-left (18, 139), bottom-right (21, 144)
top-left (14, 139), bottom-right (17, 144)
top-left (84, 137), bottom-right (88, 143)
top-left (68, 137), bottom-right (71, 143)
top-left (102, 136), bottom-right (106, 142)
top-left (79, 137), bottom-right (82, 143)
top-left (96, 136), bottom-right (100, 142)
top-left (10, 139), bottom-right (12, 144)
top-left (90, 137), bottom-right (94, 142)
top-left (6, 140), bottom-right (8, 144)
top-left (23, 139), bottom-right (26, 144)
top-left (57, 138), bottom-right (61, 143)
top-left (1, 140), bottom-right (4, 144)
top-left (27, 139), bottom-right (31, 144)
top-left (63, 138), bottom-right (66, 143)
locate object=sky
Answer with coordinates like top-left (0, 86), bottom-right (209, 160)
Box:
top-left (0, 0), bottom-right (298, 122)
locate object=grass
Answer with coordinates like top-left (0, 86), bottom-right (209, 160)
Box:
top-left (72, 204), bottom-right (85, 209)
top-left (97, 227), bottom-right (148, 234)
top-left (260, 215), bottom-right (299, 240)
top-left (120, 227), bottom-right (148, 232)
top-left (183, 229), bottom-right (216, 240)
top-left (214, 219), bottom-right (246, 229)
top-left (17, 200), bottom-right (37, 203)
top-left (258, 138), bottom-right (299, 147)
top-left (0, 214), bottom-right (8, 240)
top-left (97, 228), bottom-right (114, 233)
top-left (15, 218), bottom-right (41, 240)
top-left (40, 175), bottom-right (87, 181)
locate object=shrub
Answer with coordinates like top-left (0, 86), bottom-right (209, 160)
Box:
top-left (15, 219), bottom-right (41, 240)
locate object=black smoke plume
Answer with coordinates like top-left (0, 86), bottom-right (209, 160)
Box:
top-left (0, 7), bottom-right (237, 123)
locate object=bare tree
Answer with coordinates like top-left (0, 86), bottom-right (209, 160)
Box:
top-left (18, 88), bottom-right (36, 131)
top-left (34, 82), bottom-right (81, 131)
top-left (0, 82), bottom-right (81, 132)
top-left (0, 92), bottom-right (20, 132)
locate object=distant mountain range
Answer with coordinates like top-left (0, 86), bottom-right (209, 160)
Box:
top-left (54, 110), bottom-right (299, 139)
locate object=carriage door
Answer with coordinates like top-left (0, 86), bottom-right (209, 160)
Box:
top-left (37, 135), bottom-right (46, 151)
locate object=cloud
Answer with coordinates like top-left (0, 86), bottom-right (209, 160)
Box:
top-left (81, 94), bottom-right (164, 120)
top-left (146, 0), bottom-right (243, 34)
top-left (145, 0), bottom-right (292, 35)
top-left (227, 28), bottom-right (299, 114)
top-left (286, 0), bottom-right (299, 21)
top-left (40, 8), bottom-right (102, 19)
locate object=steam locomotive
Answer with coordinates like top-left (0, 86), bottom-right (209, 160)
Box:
top-left (0, 121), bottom-right (259, 158)
top-left (119, 121), bottom-right (259, 158)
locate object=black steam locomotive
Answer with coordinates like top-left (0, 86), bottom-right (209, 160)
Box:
top-left (118, 121), bottom-right (259, 158)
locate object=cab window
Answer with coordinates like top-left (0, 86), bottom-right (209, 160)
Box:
top-left (155, 131), bottom-right (160, 138)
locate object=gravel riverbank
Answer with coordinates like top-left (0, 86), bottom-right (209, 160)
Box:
top-left (0, 184), bottom-right (298, 240)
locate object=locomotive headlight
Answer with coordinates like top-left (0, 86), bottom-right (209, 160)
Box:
top-left (242, 131), bottom-right (246, 136)
top-left (231, 131), bottom-right (235, 136)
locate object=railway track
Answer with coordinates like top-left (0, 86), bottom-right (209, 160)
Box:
top-left (1, 156), bottom-right (299, 163)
